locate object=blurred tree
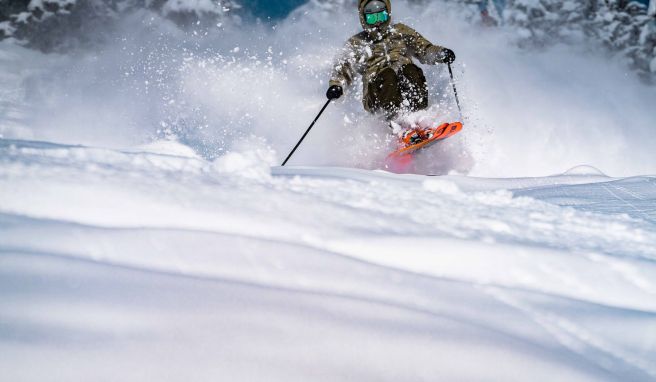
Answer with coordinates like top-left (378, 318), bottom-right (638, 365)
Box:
top-left (504, 0), bottom-right (655, 80)
top-left (0, 0), bottom-right (239, 51)
top-left (1, 0), bottom-right (654, 80)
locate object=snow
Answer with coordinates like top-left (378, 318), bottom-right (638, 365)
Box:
top-left (563, 165), bottom-right (607, 176)
top-left (0, 21), bottom-right (16, 37)
top-left (13, 12), bottom-right (33, 24)
top-left (133, 139), bottom-right (202, 158)
top-left (28, 0), bottom-right (76, 11)
top-left (1, 0), bottom-right (656, 380)
top-left (1, 139), bottom-right (656, 381)
top-left (161, 0), bottom-right (229, 16)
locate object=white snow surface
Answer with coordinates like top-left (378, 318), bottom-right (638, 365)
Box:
top-left (1, 0), bottom-right (656, 380)
top-left (2, 139), bottom-right (656, 381)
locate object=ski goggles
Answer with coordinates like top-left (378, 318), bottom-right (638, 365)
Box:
top-left (365, 10), bottom-right (389, 25)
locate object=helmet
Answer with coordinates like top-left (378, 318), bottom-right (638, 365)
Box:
top-left (359, 0), bottom-right (392, 29)
top-left (364, 0), bottom-right (387, 14)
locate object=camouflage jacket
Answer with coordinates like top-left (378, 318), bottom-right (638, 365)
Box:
top-left (329, 0), bottom-right (450, 111)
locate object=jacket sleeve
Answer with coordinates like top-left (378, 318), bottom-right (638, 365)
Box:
top-left (329, 37), bottom-right (360, 88)
top-left (396, 23), bottom-right (449, 65)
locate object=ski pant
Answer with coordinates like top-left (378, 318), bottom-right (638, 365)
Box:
top-left (365, 63), bottom-right (429, 118)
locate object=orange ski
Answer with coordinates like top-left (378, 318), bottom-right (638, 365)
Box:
top-left (385, 122), bottom-right (463, 173)
top-left (389, 122), bottom-right (463, 158)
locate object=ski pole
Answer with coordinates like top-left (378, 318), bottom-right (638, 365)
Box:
top-left (282, 99), bottom-right (331, 166)
top-left (447, 63), bottom-right (463, 121)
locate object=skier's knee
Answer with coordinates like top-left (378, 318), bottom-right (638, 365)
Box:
top-left (367, 68), bottom-right (402, 114)
top-left (400, 64), bottom-right (428, 111)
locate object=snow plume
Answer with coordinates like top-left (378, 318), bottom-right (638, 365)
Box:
top-left (1, 0), bottom-right (656, 177)
top-left (161, 0), bottom-right (238, 17)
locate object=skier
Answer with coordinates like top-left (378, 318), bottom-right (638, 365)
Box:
top-left (326, 0), bottom-right (456, 130)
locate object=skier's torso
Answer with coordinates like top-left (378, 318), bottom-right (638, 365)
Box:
top-left (348, 23), bottom-right (418, 82)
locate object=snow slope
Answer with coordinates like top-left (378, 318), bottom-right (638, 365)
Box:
top-left (1, 139), bottom-right (656, 381)
top-left (1, 0), bottom-right (656, 380)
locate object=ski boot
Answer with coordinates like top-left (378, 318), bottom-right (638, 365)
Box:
top-left (400, 127), bottom-right (434, 147)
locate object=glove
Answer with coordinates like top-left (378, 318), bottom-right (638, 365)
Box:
top-left (439, 48), bottom-right (456, 64)
top-left (326, 85), bottom-right (343, 100)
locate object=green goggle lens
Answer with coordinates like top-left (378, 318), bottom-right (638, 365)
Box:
top-left (365, 10), bottom-right (389, 25)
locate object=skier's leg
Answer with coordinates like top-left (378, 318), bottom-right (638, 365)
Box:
top-left (399, 64), bottom-right (429, 112)
top-left (367, 67), bottom-right (402, 118)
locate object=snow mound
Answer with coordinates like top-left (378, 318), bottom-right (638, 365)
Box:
top-left (423, 178), bottom-right (461, 195)
top-left (563, 165), bottom-right (608, 177)
top-left (212, 141), bottom-right (276, 180)
top-left (134, 140), bottom-right (200, 158)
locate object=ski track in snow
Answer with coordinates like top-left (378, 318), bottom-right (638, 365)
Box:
top-left (1, 138), bottom-right (656, 381)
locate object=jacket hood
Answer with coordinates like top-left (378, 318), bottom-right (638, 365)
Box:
top-left (359, 0), bottom-right (392, 31)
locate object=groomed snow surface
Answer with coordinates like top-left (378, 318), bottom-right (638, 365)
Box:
top-left (2, 0), bottom-right (656, 380)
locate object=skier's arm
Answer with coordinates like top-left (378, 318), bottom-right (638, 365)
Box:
top-left (397, 23), bottom-right (455, 65)
top-left (329, 38), bottom-right (359, 89)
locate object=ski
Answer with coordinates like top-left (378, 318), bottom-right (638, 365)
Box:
top-left (385, 121), bottom-right (463, 172)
